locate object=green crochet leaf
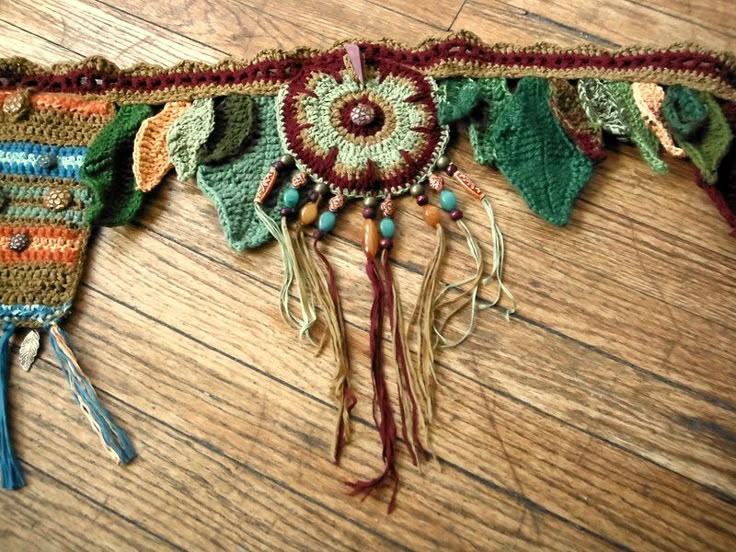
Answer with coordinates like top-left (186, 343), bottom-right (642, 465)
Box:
top-left (81, 104), bottom-right (153, 226)
top-left (468, 78), bottom-right (512, 166)
top-left (199, 95), bottom-right (255, 164)
top-left (492, 77), bottom-right (593, 226)
top-left (437, 78), bottom-right (480, 125)
top-left (662, 85), bottom-right (709, 139)
top-left (167, 97), bottom-right (215, 181)
top-left (606, 81), bottom-right (668, 174)
top-left (663, 88), bottom-right (732, 184)
top-left (577, 79), bottom-right (629, 138)
top-left (197, 96), bottom-right (284, 251)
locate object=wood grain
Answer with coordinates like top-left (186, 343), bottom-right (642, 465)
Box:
top-left (0, 0), bottom-right (735, 550)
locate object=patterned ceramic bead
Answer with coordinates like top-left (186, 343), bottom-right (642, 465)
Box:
top-left (328, 194), bottom-right (346, 212)
top-left (380, 198), bottom-right (394, 217)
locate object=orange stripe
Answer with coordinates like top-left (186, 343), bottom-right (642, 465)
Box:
top-left (0, 225), bottom-right (83, 240)
top-left (0, 92), bottom-right (113, 117)
top-left (0, 225), bottom-right (85, 263)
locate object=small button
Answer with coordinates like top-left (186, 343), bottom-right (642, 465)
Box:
top-left (43, 188), bottom-right (72, 212)
top-left (9, 232), bottom-right (30, 252)
top-left (37, 153), bottom-right (58, 169)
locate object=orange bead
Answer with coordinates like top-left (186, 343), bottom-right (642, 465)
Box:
top-left (423, 204), bottom-right (442, 227)
top-left (363, 218), bottom-right (380, 258)
top-left (300, 202), bottom-right (319, 226)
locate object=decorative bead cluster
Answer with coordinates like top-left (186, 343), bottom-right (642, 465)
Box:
top-left (37, 152), bottom-right (58, 170)
top-left (43, 188), bottom-right (72, 212)
top-left (378, 198), bottom-right (395, 251)
top-left (350, 103), bottom-right (376, 126)
top-left (9, 232), bottom-right (30, 252)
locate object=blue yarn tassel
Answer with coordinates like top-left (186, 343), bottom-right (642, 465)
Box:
top-left (48, 324), bottom-right (136, 465)
top-left (0, 324), bottom-right (24, 490)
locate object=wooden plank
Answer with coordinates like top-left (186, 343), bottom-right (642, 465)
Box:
top-left (36, 286), bottom-right (614, 550)
top-left (454, 0), bottom-right (736, 50)
top-left (0, 2), bottom-right (734, 549)
top-left (630, 0), bottom-right (736, 40)
top-left (0, 464), bottom-right (168, 550)
top-left (72, 208), bottom-right (736, 548)
top-left (9, 359), bottom-right (400, 551)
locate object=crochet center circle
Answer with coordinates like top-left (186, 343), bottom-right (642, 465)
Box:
top-left (276, 55), bottom-right (449, 198)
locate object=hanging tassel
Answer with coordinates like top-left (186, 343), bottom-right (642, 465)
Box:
top-left (437, 158), bottom-right (516, 318)
top-left (409, 216), bottom-right (446, 426)
top-left (48, 324), bottom-right (136, 465)
top-left (378, 198), bottom-right (427, 463)
top-left (478, 194), bottom-right (516, 318)
top-left (254, 167), bottom-right (318, 341)
top-left (347, 250), bottom-right (399, 512)
top-left (308, 231), bottom-right (355, 461)
top-left (381, 248), bottom-right (426, 464)
top-left (0, 324), bottom-right (24, 490)
top-left (427, 174), bottom-right (485, 348)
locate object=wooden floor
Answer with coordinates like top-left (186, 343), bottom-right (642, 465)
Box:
top-left (1, 1), bottom-right (735, 550)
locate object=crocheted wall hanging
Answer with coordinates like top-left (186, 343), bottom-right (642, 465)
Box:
top-left (1, 32), bottom-right (735, 510)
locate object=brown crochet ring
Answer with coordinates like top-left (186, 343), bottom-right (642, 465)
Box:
top-left (275, 53), bottom-right (449, 198)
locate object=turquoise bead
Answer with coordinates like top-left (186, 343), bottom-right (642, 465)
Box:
top-left (283, 187), bottom-right (300, 208)
top-left (440, 189), bottom-right (458, 211)
top-left (379, 217), bottom-right (395, 238)
top-left (318, 211), bottom-right (337, 232)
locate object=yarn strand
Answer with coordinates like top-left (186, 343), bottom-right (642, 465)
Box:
top-left (311, 238), bottom-right (355, 462)
top-left (346, 257), bottom-right (399, 512)
top-left (0, 324), bottom-right (24, 490)
top-left (48, 324), bottom-right (136, 465)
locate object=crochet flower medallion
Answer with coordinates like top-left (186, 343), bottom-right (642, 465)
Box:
top-left (0, 32), bottom-right (735, 511)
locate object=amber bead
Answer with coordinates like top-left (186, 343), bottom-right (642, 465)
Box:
top-left (363, 218), bottom-right (380, 258)
top-left (299, 201), bottom-right (319, 225)
top-left (423, 204), bottom-right (442, 227)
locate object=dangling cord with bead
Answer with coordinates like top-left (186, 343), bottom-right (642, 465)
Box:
top-left (253, 155), bottom-right (318, 341)
top-left (436, 155), bottom-right (516, 319)
top-left (408, 183), bottom-right (446, 428)
top-left (302, 192), bottom-right (356, 462)
top-left (427, 172), bottom-right (485, 349)
top-left (347, 198), bottom-right (399, 511)
top-left (378, 197), bottom-right (426, 466)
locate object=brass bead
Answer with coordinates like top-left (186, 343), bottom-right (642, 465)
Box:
top-left (279, 154), bottom-right (295, 168)
top-left (314, 182), bottom-right (329, 195)
top-left (409, 183), bottom-right (424, 197)
top-left (435, 155), bottom-right (450, 171)
top-left (363, 196), bottom-right (379, 208)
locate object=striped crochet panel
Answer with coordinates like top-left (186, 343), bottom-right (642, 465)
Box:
top-left (0, 92), bottom-right (113, 328)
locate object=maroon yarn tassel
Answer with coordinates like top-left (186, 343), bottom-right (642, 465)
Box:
top-left (314, 238), bottom-right (356, 461)
top-left (381, 250), bottom-right (425, 464)
top-left (346, 257), bottom-right (399, 512)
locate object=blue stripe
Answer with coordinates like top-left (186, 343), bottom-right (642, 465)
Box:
top-left (0, 142), bottom-right (86, 180)
top-left (0, 303), bottom-right (70, 324)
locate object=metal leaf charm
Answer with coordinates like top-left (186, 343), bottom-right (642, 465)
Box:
top-left (19, 329), bottom-right (40, 372)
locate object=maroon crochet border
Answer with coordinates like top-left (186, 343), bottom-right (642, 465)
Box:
top-left (1, 35), bottom-right (734, 97)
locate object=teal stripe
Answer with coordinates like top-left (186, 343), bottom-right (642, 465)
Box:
top-left (0, 205), bottom-right (85, 225)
